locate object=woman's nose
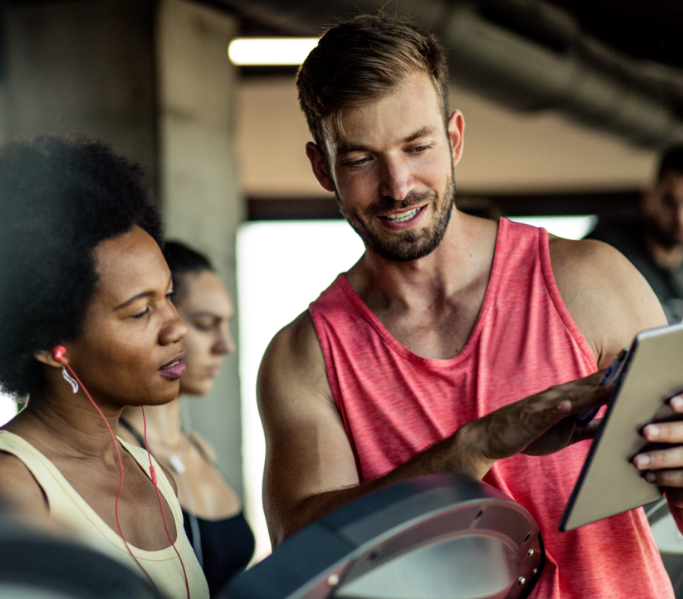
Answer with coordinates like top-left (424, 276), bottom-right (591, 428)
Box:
top-left (214, 325), bottom-right (236, 356)
top-left (160, 305), bottom-right (188, 345)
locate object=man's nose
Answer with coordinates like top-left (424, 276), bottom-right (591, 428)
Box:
top-left (378, 156), bottom-right (415, 201)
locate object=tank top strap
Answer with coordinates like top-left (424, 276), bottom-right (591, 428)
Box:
top-left (118, 418), bottom-right (146, 448)
top-left (0, 430), bottom-right (88, 518)
top-left (0, 430), bottom-right (183, 546)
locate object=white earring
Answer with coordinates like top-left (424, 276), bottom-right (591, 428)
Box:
top-left (61, 366), bottom-right (79, 394)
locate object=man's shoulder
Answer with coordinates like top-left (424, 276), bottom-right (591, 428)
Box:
top-left (260, 310), bottom-right (327, 385)
top-left (267, 310), bottom-right (318, 359)
top-left (585, 212), bottom-right (642, 253)
top-left (550, 234), bottom-right (629, 274)
top-left (548, 235), bottom-right (666, 364)
top-left (548, 235), bottom-right (637, 314)
top-left (549, 231), bottom-right (666, 299)
top-left (308, 272), bottom-right (349, 311)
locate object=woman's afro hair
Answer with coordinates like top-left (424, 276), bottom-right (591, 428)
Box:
top-left (0, 135), bottom-right (163, 398)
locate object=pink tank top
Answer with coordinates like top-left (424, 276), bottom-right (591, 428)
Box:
top-left (309, 218), bottom-right (673, 599)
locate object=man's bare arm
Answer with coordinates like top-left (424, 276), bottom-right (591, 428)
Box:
top-left (258, 310), bottom-right (611, 545)
top-left (549, 235), bottom-right (667, 365)
top-left (547, 236), bottom-right (683, 528)
top-left (258, 311), bottom-right (360, 545)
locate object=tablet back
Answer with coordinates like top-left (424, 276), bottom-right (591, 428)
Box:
top-left (559, 322), bottom-right (683, 532)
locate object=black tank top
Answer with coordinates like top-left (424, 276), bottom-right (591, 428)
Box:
top-left (119, 419), bottom-right (255, 596)
top-left (183, 509), bottom-right (254, 596)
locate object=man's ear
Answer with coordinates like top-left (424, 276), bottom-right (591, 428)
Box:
top-left (447, 110), bottom-right (465, 167)
top-left (34, 349), bottom-right (65, 368)
top-left (306, 142), bottom-right (336, 193)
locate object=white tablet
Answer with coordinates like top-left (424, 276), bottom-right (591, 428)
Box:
top-left (559, 322), bottom-right (683, 532)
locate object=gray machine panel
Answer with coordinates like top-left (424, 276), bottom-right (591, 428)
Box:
top-left (226, 474), bottom-right (544, 599)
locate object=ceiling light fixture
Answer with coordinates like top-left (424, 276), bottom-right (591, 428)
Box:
top-left (228, 38), bottom-right (319, 66)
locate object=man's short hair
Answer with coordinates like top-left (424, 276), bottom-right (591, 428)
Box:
top-left (296, 14), bottom-right (450, 159)
top-left (658, 145), bottom-right (683, 180)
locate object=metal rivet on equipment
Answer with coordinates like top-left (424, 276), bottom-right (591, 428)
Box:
top-left (327, 574), bottom-right (340, 586)
top-left (532, 569), bottom-right (538, 576)
top-left (518, 577), bottom-right (526, 585)
top-left (527, 549), bottom-right (534, 557)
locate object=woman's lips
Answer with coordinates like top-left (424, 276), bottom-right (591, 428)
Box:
top-left (159, 352), bottom-right (187, 380)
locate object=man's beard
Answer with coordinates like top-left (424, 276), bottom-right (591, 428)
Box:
top-left (643, 216), bottom-right (683, 251)
top-left (337, 176), bottom-right (457, 263)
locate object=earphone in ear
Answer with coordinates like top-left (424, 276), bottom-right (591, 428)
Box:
top-left (54, 345), bottom-right (78, 394)
top-left (49, 343), bottom-right (189, 596)
top-left (53, 345), bottom-right (67, 363)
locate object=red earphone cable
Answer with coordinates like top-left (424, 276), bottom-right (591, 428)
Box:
top-left (142, 406), bottom-right (191, 599)
top-left (57, 357), bottom-right (190, 598)
top-left (58, 359), bottom-right (159, 592)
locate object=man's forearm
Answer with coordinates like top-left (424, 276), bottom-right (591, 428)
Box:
top-left (269, 427), bottom-right (488, 545)
top-left (269, 376), bottom-right (612, 545)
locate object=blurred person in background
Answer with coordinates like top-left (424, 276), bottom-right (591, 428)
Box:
top-left (0, 135), bottom-right (208, 599)
top-left (120, 241), bottom-right (254, 598)
top-left (587, 146), bottom-right (683, 322)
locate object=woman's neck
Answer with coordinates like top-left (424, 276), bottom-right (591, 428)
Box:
top-left (8, 391), bottom-right (124, 462)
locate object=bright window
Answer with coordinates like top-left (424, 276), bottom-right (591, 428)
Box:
top-left (0, 393), bottom-right (17, 426)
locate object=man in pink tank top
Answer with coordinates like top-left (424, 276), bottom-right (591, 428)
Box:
top-left (258, 14), bottom-right (683, 598)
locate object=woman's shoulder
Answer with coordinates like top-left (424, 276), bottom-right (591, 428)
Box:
top-left (0, 432), bottom-right (50, 516)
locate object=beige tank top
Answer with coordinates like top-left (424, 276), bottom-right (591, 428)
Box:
top-left (0, 430), bottom-right (209, 599)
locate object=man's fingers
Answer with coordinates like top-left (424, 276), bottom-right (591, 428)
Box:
top-left (474, 372), bottom-right (612, 462)
top-left (632, 396), bottom-right (683, 493)
top-left (634, 445), bottom-right (683, 471)
top-left (642, 468), bottom-right (683, 488)
top-left (642, 419), bottom-right (683, 445)
top-left (670, 395), bottom-right (683, 413)
top-left (574, 418), bottom-right (602, 442)
top-left (538, 373), bottom-right (611, 417)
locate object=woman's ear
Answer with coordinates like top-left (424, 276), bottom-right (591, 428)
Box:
top-left (34, 348), bottom-right (66, 368)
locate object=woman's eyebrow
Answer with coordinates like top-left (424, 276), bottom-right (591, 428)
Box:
top-left (114, 275), bottom-right (173, 310)
top-left (114, 290), bottom-right (156, 311)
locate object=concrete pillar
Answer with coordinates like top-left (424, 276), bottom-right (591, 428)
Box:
top-left (156, 0), bottom-right (245, 497)
top-left (0, 0), bottom-right (158, 189)
top-left (0, 0), bottom-right (246, 501)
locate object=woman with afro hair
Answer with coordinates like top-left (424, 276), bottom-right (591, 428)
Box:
top-left (0, 135), bottom-right (209, 599)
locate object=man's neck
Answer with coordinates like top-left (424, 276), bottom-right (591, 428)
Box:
top-left (347, 211), bottom-right (498, 309)
top-left (342, 212), bottom-right (499, 360)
